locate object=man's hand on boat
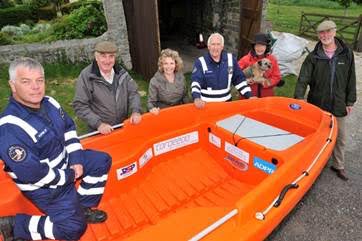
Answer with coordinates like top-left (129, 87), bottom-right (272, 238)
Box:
top-left (194, 98), bottom-right (206, 109)
top-left (130, 112), bottom-right (142, 125)
top-left (70, 164), bottom-right (84, 181)
top-left (98, 123), bottom-right (114, 134)
top-left (150, 107), bottom-right (160, 115)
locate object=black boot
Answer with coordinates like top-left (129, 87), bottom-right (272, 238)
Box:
top-left (0, 216), bottom-right (15, 241)
top-left (83, 207), bottom-right (107, 223)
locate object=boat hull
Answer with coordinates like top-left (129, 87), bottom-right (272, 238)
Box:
top-left (1, 97), bottom-right (337, 241)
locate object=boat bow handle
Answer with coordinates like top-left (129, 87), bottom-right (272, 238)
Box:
top-left (274, 183), bottom-right (299, 207)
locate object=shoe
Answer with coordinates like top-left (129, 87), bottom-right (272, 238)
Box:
top-left (0, 216), bottom-right (15, 241)
top-left (83, 207), bottom-right (107, 223)
top-left (330, 166), bottom-right (349, 181)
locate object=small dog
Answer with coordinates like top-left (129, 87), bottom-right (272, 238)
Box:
top-left (243, 58), bottom-right (272, 86)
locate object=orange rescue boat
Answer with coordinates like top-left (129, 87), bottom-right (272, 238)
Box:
top-left (1, 97), bottom-right (337, 241)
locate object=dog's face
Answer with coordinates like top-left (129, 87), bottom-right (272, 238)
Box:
top-left (257, 58), bottom-right (272, 71)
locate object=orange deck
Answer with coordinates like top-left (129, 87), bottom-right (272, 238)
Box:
top-left (84, 148), bottom-right (253, 241)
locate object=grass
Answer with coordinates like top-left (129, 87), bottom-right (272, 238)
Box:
top-left (267, 2), bottom-right (362, 35)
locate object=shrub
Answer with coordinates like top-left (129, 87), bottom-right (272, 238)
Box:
top-left (1, 25), bottom-right (23, 36)
top-left (0, 5), bottom-right (36, 28)
top-left (0, 0), bottom-right (14, 8)
top-left (38, 5), bottom-right (57, 20)
top-left (61, 0), bottom-right (102, 15)
top-left (31, 23), bottom-right (51, 33)
top-left (0, 32), bottom-right (14, 45)
top-left (19, 24), bottom-right (31, 35)
top-left (52, 5), bottom-right (106, 39)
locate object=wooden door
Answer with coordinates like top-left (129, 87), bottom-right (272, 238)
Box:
top-left (123, 0), bottom-right (160, 80)
top-left (238, 0), bottom-right (263, 57)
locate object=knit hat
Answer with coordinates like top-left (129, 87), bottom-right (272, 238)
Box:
top-left (253, 33), bottom-right (270, 45)
top-left (95, 41), bottom-right (117, 53)
top-left (317, 20), bottom-right (337, 32)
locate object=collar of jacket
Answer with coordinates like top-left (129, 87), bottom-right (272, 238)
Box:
top-left (6, 95), bottom-right (48, 118)
top-left (206, 50), bottom-right (228, 64)
top-left (90, 60), bottom-right (122, 78)
top-left (313, 37), bottom-right (348, 59)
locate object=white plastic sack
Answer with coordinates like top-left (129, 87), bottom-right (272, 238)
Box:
top-left (271, 32), bottom-right (309, 76)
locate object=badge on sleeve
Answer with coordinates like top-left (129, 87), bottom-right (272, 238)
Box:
top-left (8, 145), bottom-right (27, 162)
top-left (59, 108), bottom-right (65, 120)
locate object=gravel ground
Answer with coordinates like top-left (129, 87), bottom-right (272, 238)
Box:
top-left (266, 41), bottom-right (362, 241)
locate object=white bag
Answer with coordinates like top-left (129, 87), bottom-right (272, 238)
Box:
top-left (271, 32), bottom-right (309, 76)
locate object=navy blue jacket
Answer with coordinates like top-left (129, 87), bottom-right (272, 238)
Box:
top-left (191, 51), bottom-right (251, 101)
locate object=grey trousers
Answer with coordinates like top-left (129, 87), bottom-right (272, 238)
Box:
top-left (332, 116), bottom-right (347, 170)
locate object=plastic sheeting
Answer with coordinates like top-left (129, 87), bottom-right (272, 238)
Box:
top-left (271, 32), bottom-right (309, 76)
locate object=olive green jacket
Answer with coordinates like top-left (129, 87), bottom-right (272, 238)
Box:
top-left (294, 38), bottom-right (356, 117)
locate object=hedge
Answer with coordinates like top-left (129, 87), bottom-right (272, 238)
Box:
top-left (0, 5), bottom-right (37, 28)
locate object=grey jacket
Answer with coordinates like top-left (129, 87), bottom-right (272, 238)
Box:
top-left (147, 71), bottom-right (189, 110)
top-left (72, 61), bottom-right (141, 131)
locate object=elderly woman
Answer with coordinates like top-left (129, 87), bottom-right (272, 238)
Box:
top-left (147, 48), bottom-right (189, 115)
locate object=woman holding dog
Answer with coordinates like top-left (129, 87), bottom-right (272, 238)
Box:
top-left (238, 32), bottom-right (281, 98)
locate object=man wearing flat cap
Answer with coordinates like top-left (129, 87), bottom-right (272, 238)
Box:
top-left (73, 40), bottom-right (142, 134)
top-left (294, 20), bottom-right (356, 181)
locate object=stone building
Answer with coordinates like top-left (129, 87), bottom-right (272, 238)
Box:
top-left (0, 0), bottom-right (267, 79)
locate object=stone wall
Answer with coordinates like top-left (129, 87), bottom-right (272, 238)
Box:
top-left (0, 0), bottom-right (132, 69)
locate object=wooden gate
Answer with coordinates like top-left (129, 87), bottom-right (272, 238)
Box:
top-left (122, 0), bottom-right (160, 80)
top-left (238, 0), bottom-right (263, 57)
top-left (299, 13), bottom-right (362, 51)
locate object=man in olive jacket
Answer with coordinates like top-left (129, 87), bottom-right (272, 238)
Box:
top-left (294, 20), bottom-right (356, 181)
top-left (73, 41), bottom-right (142, 134)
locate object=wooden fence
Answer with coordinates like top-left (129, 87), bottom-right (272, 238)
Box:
top-left (299, 12), bottom-right (362, 51)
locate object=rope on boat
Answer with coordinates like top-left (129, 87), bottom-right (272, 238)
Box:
top-left (78, 123), bottom-right (124, 140)
top-left (255, 113), bottom-right (335, 220)
top-left (188, 209), bottom-right (238, 241)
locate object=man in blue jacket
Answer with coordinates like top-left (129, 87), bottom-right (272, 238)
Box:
top-left (191, 33), bottom-right (252, 108)
top-left (0, 58), bottom-right (112, 240)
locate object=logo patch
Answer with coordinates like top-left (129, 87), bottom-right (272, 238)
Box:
top-left (116, 162), bottom-right (137, 180)
top-left (253, 157), bottom-right (276, 174)
top-left (225, 154), bottom-right (248, 171)
top-left (59, 108), bottom-right (65, 120)
top-left (289, 103), bottom-right (301, 110)
top-left (8, 145), bottom-right (27, 162)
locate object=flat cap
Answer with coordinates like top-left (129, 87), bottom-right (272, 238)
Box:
top-left (317, 20), bottom-right (337, 32)
top-left (95, 41), bottom-right (117, 53)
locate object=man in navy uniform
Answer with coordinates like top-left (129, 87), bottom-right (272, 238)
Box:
top-left (191, 32), bottom-right (252, 108)
top-left (0, 57), bottom-right (112, 240)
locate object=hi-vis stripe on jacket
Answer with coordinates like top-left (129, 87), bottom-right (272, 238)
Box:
top-left (191, 51), bottom-right (252, 102)
top-left (0, 96), bottom-right (81, 192)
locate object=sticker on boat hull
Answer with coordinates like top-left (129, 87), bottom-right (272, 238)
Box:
top-left (139, 148), bottom-right (153, 168)
top-left (225, 154), bottom-right (248, 171)
top-left (209, 133), bottom-right (221, 148)
top-left (225, 142), bottom-right (249, 163)
top-left (116, 162), bottom-right (137, 180)
top-left (253, 157), bottom-right (276, 174)
top-left (153, 131), bottom-right (199, 156)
